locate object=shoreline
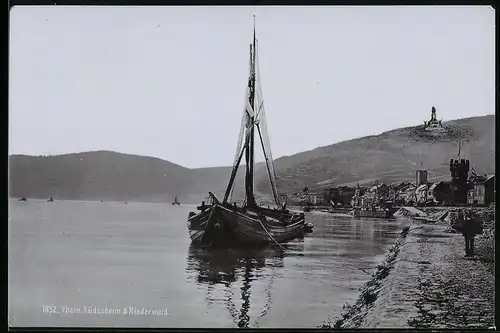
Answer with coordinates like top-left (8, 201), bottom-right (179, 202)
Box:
top-left (319, 225), bottom-right (412, 328)
top-left (321, 207), bottom-right (495, 329)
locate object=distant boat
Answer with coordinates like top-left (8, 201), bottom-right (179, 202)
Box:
top-left (18, 197), bottom-right (27, 202)
top-left (172, 196), bottom-right (180, 206)
top-left (351, 203), bottom-right (398, 219)
top-left (351, 207), bottom-right (393, 218)
top-left (187, 17), bottom-right (308, 248)
top-left (47, 197), bottom-right (54, 202)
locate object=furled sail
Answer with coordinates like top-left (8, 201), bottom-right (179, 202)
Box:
top-left (254, 39), bottom-right (281, 206)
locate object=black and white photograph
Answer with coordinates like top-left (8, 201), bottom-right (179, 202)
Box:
top-left (8, 5), bottom-right (495, 329)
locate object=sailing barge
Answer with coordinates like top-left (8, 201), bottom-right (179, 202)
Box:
top-left (187, 17), bottom-right (308, 247)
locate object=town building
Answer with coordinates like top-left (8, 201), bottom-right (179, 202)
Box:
top-left (469, 174), bottom-right (495, 206)
top-left (339, 186), bottom-right (355, 205)
top-left (324, 187), bottom-right (339, 205)
top-left (467, 188), bottom-right (475, 205)
top-left (278, 192), bottom-right (288, 205)
top-left (325, 186), bottom-right (355, 206)
top-left (352, 183), bottom-right (389, 208)
top-left (402, 185), bottom-right (417, 205)
top-left (306, 192), bottom-right (323, 205)
top-left (388, 188), bottom-right (396, 201)
top-left (360, 191), bottom-right (376, 208)
top-left (434, 181), bottom-right (451, 205)
top-left (393, 182), bottom-right (415, 205)
top-left (351, 184), bottom-right (362, 207)
top-left (415, 184), bottom-right (428, 205)
top-left (427, 182), bottom-right (437, 203)
top-left (373, 183), bottom-right (389, 202)
top-left (288, 192), bottom-right (305, 206)
top-left (426, 181), bottom-right (450, 205)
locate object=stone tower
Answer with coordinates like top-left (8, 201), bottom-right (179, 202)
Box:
top-left (416, 169), bottom-right (428, 186)
top-left (450, 158), bottom-right (469, 204)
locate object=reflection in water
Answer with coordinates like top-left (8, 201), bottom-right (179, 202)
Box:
top-left (316, 215), bottom-right (402, 242)
top-left (9, 201), bottom-right (409, 328)
top-left (186, 241), bottom-right (304, 328)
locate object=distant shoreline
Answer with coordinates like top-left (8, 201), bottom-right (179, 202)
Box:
top-left (8, 197), bottom-right (200, 206)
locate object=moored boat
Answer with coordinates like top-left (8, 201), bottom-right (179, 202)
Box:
top-left (187, 17), bottom-right (309, 247)
top-left (172, 196), bottom-right (180, 206)
top-left (351, 204), bottom-right (398, 218)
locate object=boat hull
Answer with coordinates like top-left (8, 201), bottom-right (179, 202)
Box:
top-left (187, 204), bottom-right (306, 247)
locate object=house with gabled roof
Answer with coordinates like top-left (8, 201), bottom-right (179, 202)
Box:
top-left (470, 174), bottom-right (495, 206)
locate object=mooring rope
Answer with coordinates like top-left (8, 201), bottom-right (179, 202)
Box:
top-left (256, 217), bottom-right (289, 251)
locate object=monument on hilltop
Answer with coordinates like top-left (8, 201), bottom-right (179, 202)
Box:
top-left (423, 106), bottom-right (446, 132)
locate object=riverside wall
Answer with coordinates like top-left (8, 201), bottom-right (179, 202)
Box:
top-left (321, 205), bottom-right (495, 329)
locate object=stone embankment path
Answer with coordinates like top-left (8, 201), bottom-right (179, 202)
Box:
top-left (341, 222), bottom-right (495, 329)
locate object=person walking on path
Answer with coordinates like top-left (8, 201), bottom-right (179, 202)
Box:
top-left (458, 209), bottom-right (483, 257)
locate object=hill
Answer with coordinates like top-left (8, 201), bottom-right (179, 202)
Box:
top-left (9, 151), bottom-right (192, 202)
top-left (254, 115), bottom-right (495, 195)
top-left (9, 115), bottom-right (494, 203)
top-left (8, 151), bottom-right (264, 204)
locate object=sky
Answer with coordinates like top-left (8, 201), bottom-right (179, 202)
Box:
top-left (9, 6), bottom-right (495, 168)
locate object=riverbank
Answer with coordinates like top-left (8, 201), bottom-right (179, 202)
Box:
top-left (321, 207), bottom-right (495, 329)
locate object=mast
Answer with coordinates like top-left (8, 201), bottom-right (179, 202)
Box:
top-left (244, 15), bottom-right (257, 208)
top-left (223, 15), bottom-right (281, 207)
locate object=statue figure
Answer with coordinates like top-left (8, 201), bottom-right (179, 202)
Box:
top-left (431, 106), bottom-right (437, 121)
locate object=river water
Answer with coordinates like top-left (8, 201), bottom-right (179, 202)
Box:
top-left (8, 199), bottom-right (407, 328)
